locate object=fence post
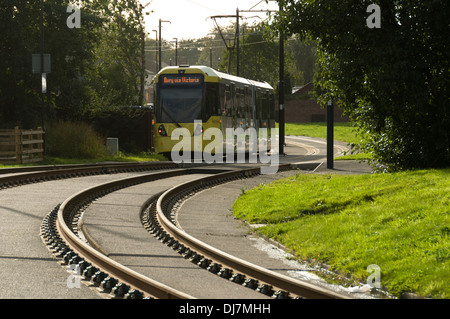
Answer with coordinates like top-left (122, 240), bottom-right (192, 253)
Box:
top-left (15, 126), bottom-right (23, 164)
top-left (37, 127), bottom-right (44, 161)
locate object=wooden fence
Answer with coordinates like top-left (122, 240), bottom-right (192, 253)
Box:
top-left (0, 127), bottom-right (44, 164)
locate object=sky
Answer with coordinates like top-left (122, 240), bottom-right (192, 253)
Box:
top-left (140, 0), bottom-right (278, 40)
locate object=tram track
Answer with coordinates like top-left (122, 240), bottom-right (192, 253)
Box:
top-left (0, 161), bottom-right (177, 189)
top-left (38, 162), bottom-right (351, 300)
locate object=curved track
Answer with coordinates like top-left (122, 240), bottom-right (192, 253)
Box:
top-left (1, 136), bottom-right (368, 299)
top-left (39, 163), bottom-right (352, 299)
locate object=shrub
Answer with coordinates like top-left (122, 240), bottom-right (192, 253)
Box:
top-left (45, 120), bottom-right (106, 159)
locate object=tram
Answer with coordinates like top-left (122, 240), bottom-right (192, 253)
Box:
top-left (152, 65), bottom-right (276, 158)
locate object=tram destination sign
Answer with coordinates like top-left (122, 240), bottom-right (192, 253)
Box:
top-left (161, 74), bottom-right (203, 86)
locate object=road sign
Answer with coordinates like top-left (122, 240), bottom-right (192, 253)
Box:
top-left (32, 54), bottom-right (51, 74)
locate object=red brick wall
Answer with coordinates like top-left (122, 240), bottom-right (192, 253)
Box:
top-left (281, 99), bottom-right (349, 123)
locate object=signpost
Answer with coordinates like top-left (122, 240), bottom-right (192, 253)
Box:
top-left (327, 98), bottom-right (334, 169)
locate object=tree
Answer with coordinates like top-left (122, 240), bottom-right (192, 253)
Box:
top-left (217, 21), bottom-right (294, 91)
top-left (85, 0), bottom-right (147, 112)
top-left (272, 0), bottom-right (450, 171)
top-left (0, 0), bottom-right (147, 128)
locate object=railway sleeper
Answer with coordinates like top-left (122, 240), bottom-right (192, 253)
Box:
top-left (41, 206), bottom-right (148, 299)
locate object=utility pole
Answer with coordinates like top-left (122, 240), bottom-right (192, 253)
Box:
top-left (40, 0), bottom-right (45, 131)
top-left (238, 1), bottom-right (283, 154)
top-left (210, 48), bottom-right (213, 68)
top-left (173, 38), bottom-right (178, 65)
top-left (236, 8), bottom-right (240, 76)
top-left (278, 2), bottom-right (285, 156)
top-left (152, 30), bottom-right (158, 72)
top-left (158, 19), bottom-right (171, 71)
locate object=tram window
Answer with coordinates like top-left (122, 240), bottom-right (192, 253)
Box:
top-left (219, 84), bottom-right (226, 115)
top-left (225, 86), bottom-right (232, 116)
top-left (237, 88), bottom-right (245, 118)
top-left (206, 84), bottom-right (219, 117)
top-left (256, 90), bottom-right (263, 119)
top-left (261, 91), bottom-right (269, 119)
top-left (269, 93), bottom-right (275, 120)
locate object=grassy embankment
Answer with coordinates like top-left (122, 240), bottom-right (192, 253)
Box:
top-left (283, 122), bottom-right (372, 160)
top-left (234, 122), bottom-right (449, 298)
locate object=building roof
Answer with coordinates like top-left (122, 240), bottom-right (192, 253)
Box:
top-left (292, 82), bottom-right (315, 95)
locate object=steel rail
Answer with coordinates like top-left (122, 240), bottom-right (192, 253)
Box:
top-left (154, 165), bottom-right (350, 299)
top-left (0, 161), bottom-right (178, 189)
top-left (55, 169), bottom-right (196, 299)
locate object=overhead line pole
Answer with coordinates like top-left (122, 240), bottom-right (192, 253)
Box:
top-left (173, 37), bottom-right (178, 65)
top-left (158, 19), bottom-right (171, 71)
top-left (240, 2), bottom-right (284, 155)
top-left (236, 8), bottom-right (239, 76)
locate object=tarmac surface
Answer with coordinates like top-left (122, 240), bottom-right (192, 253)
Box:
top-left (0, 136), bottom-right (374, 299)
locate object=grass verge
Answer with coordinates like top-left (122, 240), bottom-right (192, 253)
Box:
top-left (232, 169), bottom-right (450, 298)
top-left (283, 122), bottom-right (372, 160)
top-left (0, 152), bottom-right (166, 169)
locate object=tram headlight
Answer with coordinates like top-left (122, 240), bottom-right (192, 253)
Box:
top-left (158, 125), bottom-right (167, 136)
top-left (194, 124), bottom-right (203, 136)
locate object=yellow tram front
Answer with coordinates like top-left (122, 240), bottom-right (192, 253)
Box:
top-left (152, 65), bottom-right (275, 158)
top-left (152, 66), bottom-right (218, 156)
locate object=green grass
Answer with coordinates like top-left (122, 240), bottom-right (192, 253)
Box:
top-left (233, 169), bottom-right (450, 298)
top-left (0, 152), bottom-right (166, 169)
top-left (283, 122), bottom-right (372, 160)
top-left (285, 122), bottom-right (360, 145)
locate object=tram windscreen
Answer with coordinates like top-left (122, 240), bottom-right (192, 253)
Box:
top-left (157, 74), bottom-right (204, 123)
top-left (159, 88), bottom-right (203, 123)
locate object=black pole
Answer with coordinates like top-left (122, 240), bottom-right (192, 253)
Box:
top-left (40, 0), bottom-right (45, 133)
top-left (158, 19), bottom-right (162, 71)
top-left (278, 3), bottom-right (285, 156)
top-left (158, 20), bottom-right (171, 71)
top-left (210, 48), bottom-right (212, 68)
top-left (327, 97), bottom-right (334, 169)
top-left (152, 30), bottom-right (157, 72)
top-left (174, 38), bottom-right (178, 65)
top-left (236, 8), bottom-right (239, 76)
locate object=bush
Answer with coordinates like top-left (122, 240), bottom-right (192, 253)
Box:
top-left (45, 121), bottom-right (106, 159)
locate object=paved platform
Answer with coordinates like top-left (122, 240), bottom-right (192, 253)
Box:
top-left (0, 172), bottom-right (151, 298)
top-left (176, 160), bottom-right (374, 299)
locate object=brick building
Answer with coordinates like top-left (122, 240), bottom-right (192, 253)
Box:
top-left (281, 83), bottom-right (349, 123)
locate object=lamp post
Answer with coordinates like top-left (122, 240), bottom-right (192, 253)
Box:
top-left (158, 19), bottom-right (171, 71)
top-left (173, 37), bottom-right (178, 66)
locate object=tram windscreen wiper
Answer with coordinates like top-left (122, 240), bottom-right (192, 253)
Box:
top-left (162, 107), bottom-right (182, 128)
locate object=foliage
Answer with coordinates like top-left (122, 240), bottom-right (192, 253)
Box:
top-left (45, 120), bottom-right (106, 159)
top-left (233, 169), bottom-right (450, 298)
top-left (217, 21), bottom-right (305, 92)
top-left (85, 0), bottom-right (147, 112)
top-left (271, 0), bottom-right (450, 171)
top-left (0, 0), bottom-right (146, 127)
